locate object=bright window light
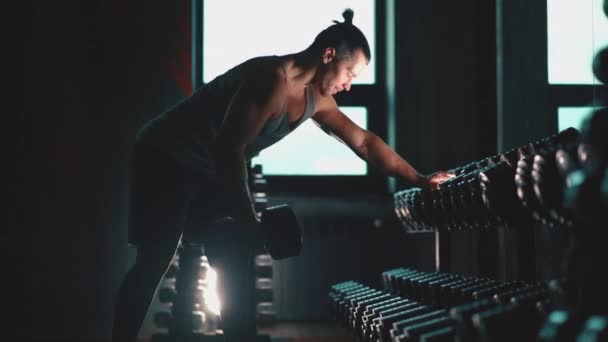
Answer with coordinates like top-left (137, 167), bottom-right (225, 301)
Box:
top-left (557, 106), bottom-right (599, 132)
top-left (547, 0), bottom-right (608, 84)
top-left (251, 107), bottom-right (368, 175)
top-left (203, 0), bottom-right (376, 84)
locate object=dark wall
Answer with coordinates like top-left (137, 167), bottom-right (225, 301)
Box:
top-left (28, 1), bottom-right (186, 340)
top-left (393, 0), bottom-right (496, 276)
top-left (28, 0), bottom-right (496, 340)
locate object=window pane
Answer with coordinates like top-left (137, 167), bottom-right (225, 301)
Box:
top-left (547, 0), bottom-right (608, 84)
top-left (558, 106), bottom-right (598, 131)
top-left (251, 107), bottom-right (368, 175)
top-left (203, 0), bottom-right (375, 84)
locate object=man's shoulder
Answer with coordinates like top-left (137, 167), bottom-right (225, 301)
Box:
top-left (245, 55), bottom-right (286, 79)
top-left (242, 57), bottom-right (288, 94)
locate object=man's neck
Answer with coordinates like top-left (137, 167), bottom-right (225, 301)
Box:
top-left (284, 50), bottom-right (319, 89)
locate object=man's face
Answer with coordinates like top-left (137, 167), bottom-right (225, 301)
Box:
top-left (318, 48), bottom-right (368, 96)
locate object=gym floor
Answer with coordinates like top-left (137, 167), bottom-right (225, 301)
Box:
top-left (135, 321), bottom-right (352, 342)
top-left (258, 321), bottom-right (351, 341)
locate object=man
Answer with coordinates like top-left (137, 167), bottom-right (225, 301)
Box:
top-left (112, 9), bottom-right (454, 342)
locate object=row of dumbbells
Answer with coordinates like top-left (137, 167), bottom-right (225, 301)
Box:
top-left (249, 164), bottom-right (277, 325)
top-left (393, 127), bottom-right (581, 233)
top-left (152, 244), bottom-right (221, 340)
top-left (329, 267), bottom-right (565, 342)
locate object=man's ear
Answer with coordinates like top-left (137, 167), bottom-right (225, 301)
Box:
top-left (322, 47), bottom-right (336, 64)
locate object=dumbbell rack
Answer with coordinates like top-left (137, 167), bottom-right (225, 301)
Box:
top-left (394, 127), bottom-right (581, 282)
top-left (358, 111), bottom-right (608, 340)
top-left (151, 243), bottom-right (223, 341)
top-left (329, 267), bottom-right (607, 342)
top-left (249, 163), bottom-right (278, 326)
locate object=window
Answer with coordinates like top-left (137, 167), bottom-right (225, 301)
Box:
top-left (251, 106), bottom-right (368, 175)
top-left (557, 106), bottom-right (599, 131)
top-left (203, 0), bottom-right (375, 84)
top-left (547, 0), bottom-right (607, 133)
top-left (547, 0), bottom-right (608, 84)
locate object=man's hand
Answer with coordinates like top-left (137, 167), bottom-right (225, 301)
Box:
top-left (419, 171), bottom-right (455, 190)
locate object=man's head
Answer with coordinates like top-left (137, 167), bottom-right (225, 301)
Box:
top-left (309, 9), bottom-right (371, 96)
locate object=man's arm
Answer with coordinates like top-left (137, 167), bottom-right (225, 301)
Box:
top-left (312, 100), bottom-right (453, 189)
top-left (211, 66), bottom-right (287, 224)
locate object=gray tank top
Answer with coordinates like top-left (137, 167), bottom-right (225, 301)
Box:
top-left (136, 56), bottom-right (316, 175)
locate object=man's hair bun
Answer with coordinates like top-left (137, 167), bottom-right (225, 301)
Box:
top-left (333, 8), bottom-right (354, 25)
top-left (342, 8), bottom-right (354, 24)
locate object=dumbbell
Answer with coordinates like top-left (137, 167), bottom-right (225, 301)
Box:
top-left (418, 326), bottom-right (457, 342)
top-left (210, 204), bottom-right (302, 260)
top-left (452, 280), bottom-right (502, 307)
top-left (387, 308), bottom-right (449, 342)
top-left (350, 292), bottom-right (395, 330)
top-left (393, 313), bottom-right (455, 342)
top-left (471, 281), bottom-right (528, 301)
top-left (361, 298), bottom-right (416, 340)
top-left (382, 268), bottom-right (421, 295)
top-left (450, 299), bottom-right (499, 341)
top-left (347, 291), bottom-right (394, 329)
top-left (259, 204), bottom-right (302, 260)
top-left (472, 302), bottom-right (544, 341)
top-left (412, 273), bottom-right (457, 303)
top-left (375, 304), bottom-right (436, 342)
top-left (358, 297), bottom-right (410, 338)
top-left (427, 275), bottom-right (466, 306)
top-left (441, 278), bottom-right (492, 307)
top-left (341, 289), bottom-right (385, 325)
top-left (329, 282), bottom-right (367, 318)
top-left (577, 315), bottom-right (608, 341)
top-left (532, 147), bottom-right (575, 226)
top-left (451, 178), bottom-right (481, 230)
top-left (460, 175), bottom-right (500, 230)
top-left (537, 310), bottom-right (585, 342)
top-left (480, 161), bottom-right (527, 224)
top-left (394, 271), bottom-right (436, 297)
top-left (593, 46), bottom-right (608, 84)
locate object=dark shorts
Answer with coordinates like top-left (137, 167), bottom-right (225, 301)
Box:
top-left (127, 144), bottom-right (230, 246)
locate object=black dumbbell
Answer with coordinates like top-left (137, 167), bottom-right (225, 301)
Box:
top-left (395, 271), bottom-right (434, 297)
top-left (593, 46), bottom-right (608, 83)
top-left (394, 314), bottom-right (454, 342)
top-left (450, 299), bottom-right (498, 341)
top-left (350, 293), bottom-right (394, 330)
top-left (537, 309), bottom-right (585, 342)
top-left (426, 275), bottom-right (464, 306)
top-left (359, 297), bottom-right (410, 338)
top-left (259, 205), bottom-right (302, 260)
top-left (472, 304), bottom-right (520, 342)
top-left (375, 305), bottom-right (434, 342)
top-left (412, 273), bottom-right (455, 303)
top-left (208, 204), bottom-right (302, 260)
top-left (329, 282), bottom-right (367, 318)
top-left (418, 326), bottom-right (457, 342)
top-left (337, 287), bottom-right (377, 324)
top-left (386, 269), bottom-right (423, 295)
top-left (577, 315), bottom-right (608, 342)
top-left (381, 268), bottom-right (412, 291)
top-left (388, 309), bottom-right (449, 342)
top-left (342, 290), bottom-right (384, 324)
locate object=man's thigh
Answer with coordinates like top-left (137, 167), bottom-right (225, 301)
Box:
top-left (128, 145), bottom-right (202, 246)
